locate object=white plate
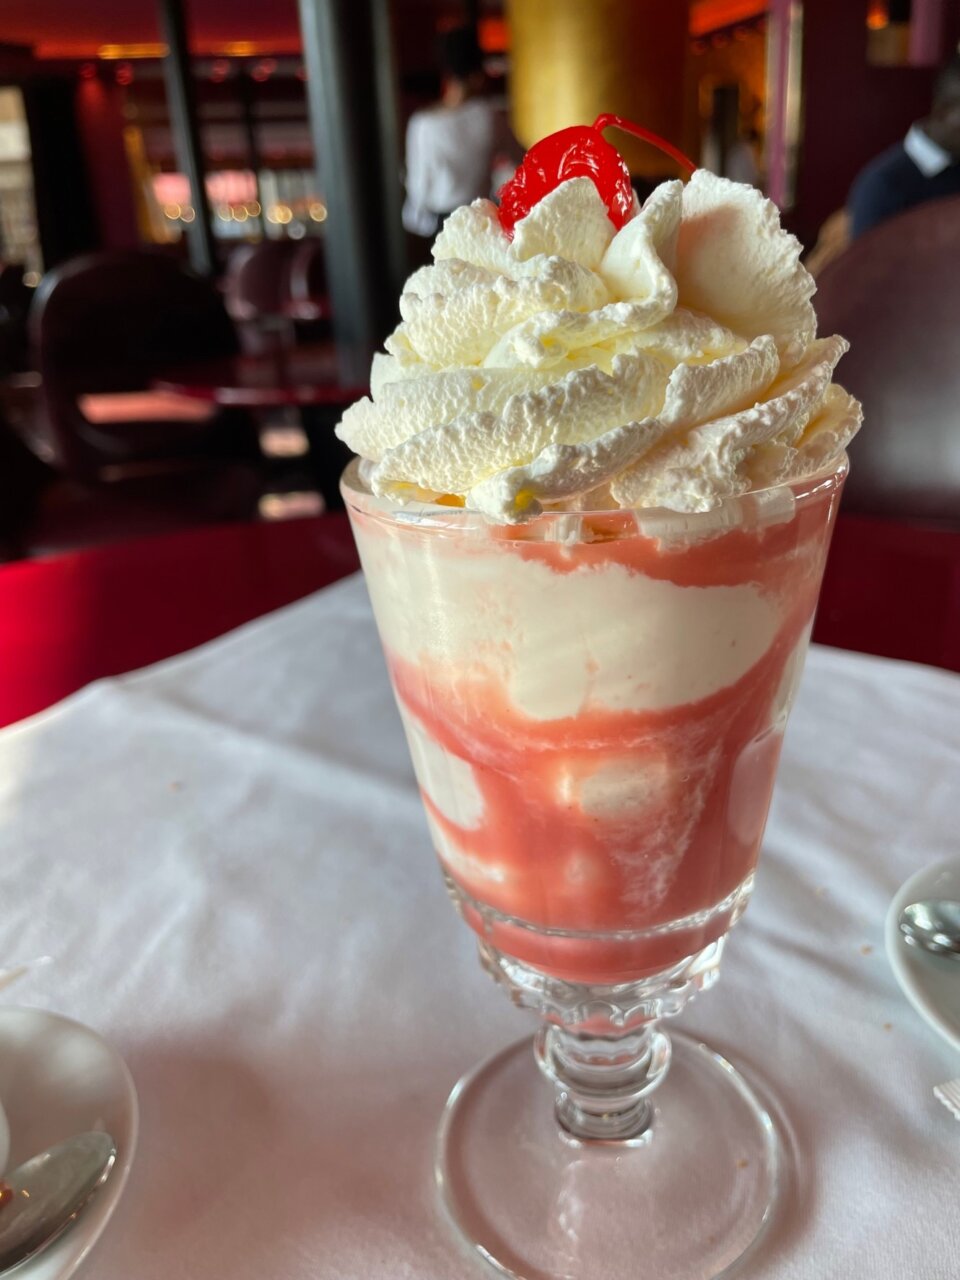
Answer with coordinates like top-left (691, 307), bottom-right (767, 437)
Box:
top-left (0, 1007), bottom-right (138, 1280)
top-left (885, 859), bottom-right (960, 1054)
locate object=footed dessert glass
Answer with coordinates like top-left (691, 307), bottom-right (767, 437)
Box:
top-left (344, 457), bottom-right (846, 1280)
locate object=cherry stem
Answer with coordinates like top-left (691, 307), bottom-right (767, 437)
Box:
top-left (592, 114), bottom-right (697, 176)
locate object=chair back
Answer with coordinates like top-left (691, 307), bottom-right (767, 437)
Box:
top-left (814, 196), bottom-right (960, 524)
top-left (223, 240), bottom-right (299, 322)
top-left (0, 262), bottom-right (32, 373)
top-left (28, 251), bottom-right (241, 478)
top-left (287, 239), bottom-right (329, 318)
top-left (0, 408), bottom-right (48, 557)
top-left (0, 261), bottom-right (29, 313)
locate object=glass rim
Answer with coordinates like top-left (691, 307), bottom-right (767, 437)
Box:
top-left (339, 454), bottom-right (848, 539)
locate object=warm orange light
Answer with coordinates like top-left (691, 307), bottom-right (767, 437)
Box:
top-left (98, 43), bottom-right (168, 60)
top-left (479, 17), bottom-right (509, 53)
top-left (866, 1), bottom-right (890, 30)
top-left (436, 15), bottom-right (508, 52)
top-left (40, 37), bottom-right (300, 61)
top-left (689, 0), bottom-right (767, 38)
top-left (88, 38), bottom-right (280, 61)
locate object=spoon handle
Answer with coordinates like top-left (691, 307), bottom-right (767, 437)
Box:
top-left (934, 1079), bottom-right (960, 1121)
top-left (0, 958), bottom-right (52, 994)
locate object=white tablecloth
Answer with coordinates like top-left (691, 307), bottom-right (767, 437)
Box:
top-left (1, 573), bottom-right (959, 1279)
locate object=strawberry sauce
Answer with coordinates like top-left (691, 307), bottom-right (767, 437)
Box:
top-left (353, 484), bottom-right (839, 984)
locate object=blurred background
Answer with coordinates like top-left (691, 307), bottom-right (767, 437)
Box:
top-left (1, 0), bottom-right (959, 720)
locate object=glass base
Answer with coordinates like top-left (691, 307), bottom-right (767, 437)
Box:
top-left (436, 1032), bottom-right (783, 1280)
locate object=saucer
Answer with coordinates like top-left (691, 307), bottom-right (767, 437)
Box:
top-left (0, 1007), bottom-right (138, 1280)
top-left (885, 859), bottom-right (960, 1054)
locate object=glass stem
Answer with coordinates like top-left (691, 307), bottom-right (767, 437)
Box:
top-left (535, 1022), bottom-right (671, 1142)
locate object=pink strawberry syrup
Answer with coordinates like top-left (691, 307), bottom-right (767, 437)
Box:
top-left (351, 481), bottom-right (841, 985)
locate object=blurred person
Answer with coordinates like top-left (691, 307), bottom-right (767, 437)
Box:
top-left (804, 208), bottom-right (851, 278)
top-left (725, 126), bottom-right (763, 188)
top-left (402, 26), bottom-right (519, 239)
top-left (848, 52), bottom-right (960, 238)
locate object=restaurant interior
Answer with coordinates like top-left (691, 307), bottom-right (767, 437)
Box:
top-left (1, 0), bottom-right (959, 716)
top-left (0, 2), bottom-right (959, 1278)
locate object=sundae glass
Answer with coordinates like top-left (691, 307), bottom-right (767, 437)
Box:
top-left (339, 118), bottom-right (861, 1279)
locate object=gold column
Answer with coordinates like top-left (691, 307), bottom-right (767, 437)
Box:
top-left (507, 0), bottom-right (692, 177)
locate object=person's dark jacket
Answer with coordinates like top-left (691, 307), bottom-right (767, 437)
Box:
top-left (849, 140), bottom-right (960, 238)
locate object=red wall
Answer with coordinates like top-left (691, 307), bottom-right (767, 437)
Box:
top-left (790, 0), bottom-right (959, 245)
top-left (75, 78), bottom-right (141, 251)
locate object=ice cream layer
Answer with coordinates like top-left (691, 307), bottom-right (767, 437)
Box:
top-left (337, 171), bottom-right (862, 521)
top-left (352, 521), bottom-right (780, 721)
top-left (346, 476), bottom-right (842, 951)
top-left (344, 450), bottom-right (844, 976)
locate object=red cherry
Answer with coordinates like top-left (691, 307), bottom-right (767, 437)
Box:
top-left (497, 114), bottom-right (696, 238)
top-left (497, 125), bottom-right (633, 237)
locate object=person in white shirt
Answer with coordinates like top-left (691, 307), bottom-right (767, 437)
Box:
top-left (847, 53), bottom-right (960, 238)
top-left (402, 26), bottom-right (519, 238)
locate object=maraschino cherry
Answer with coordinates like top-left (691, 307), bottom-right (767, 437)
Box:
top-left (497, 113), bottom-right (696, 237)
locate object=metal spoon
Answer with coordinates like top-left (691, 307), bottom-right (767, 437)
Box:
top-left (898, 899), bottom-right (960, 959)
top-left (0, 1132), bottom-right (116, 1273)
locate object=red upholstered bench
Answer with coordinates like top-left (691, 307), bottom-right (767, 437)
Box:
top-left (0, 514), bottom-right (359, 728)
top-left (812, 514), bottom-right (960, 674)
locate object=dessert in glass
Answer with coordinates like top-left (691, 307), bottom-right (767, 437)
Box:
top-left (339, 119), bottom-right (862, 1280)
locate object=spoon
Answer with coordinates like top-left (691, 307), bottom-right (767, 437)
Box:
top-left (0, 958), bottom-right (52, 995)
top-left (898, 899), bottom-right (960, 959)
top-left (0, 1132), bottom-right (116, 1273)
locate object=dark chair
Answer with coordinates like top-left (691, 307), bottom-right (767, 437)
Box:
top-left (0, 408), bottom-right (50, 560)
top-left (223, 238), bottom-right (332, 348)
top-left (0, 262), bottom-right (32, 374)
top-left (28, 250), bottom-right (261, 483)
top-left (15, 251), bottom-right (264, 552)
top-left (287, 238), bottom-right (330, 323)
top-left (814, 196), bottom-right (960, 525)
top-left (812, 199), bottom-right (960, 671)
top-left (223, 239), bottom-right (298, 323)
top-left (222, 240), bottom-right (302, 352)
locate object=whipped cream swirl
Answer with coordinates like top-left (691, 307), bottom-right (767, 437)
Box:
top-left (337, 171), bottom-right (862, 521)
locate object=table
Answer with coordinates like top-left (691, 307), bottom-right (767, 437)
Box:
top-left (1, 574), bottom-right (958, 1279)
top-left (155, 344), bottom-right (366, 411)
top-left (155, 344), bottom-right (368, 510)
